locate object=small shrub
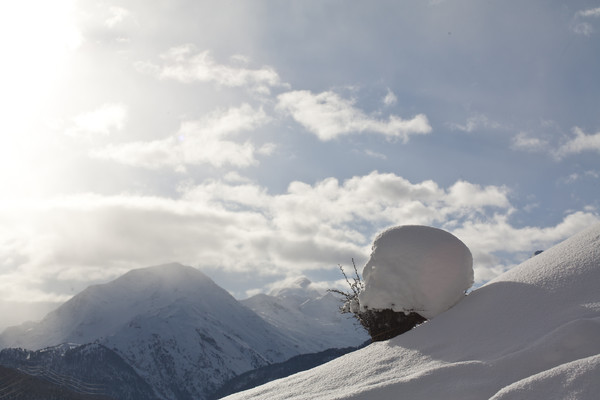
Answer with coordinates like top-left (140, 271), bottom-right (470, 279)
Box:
top-left (329, 260), bottom-right (426, 342)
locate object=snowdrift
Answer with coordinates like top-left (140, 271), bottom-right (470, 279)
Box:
top-left (224, 223), bottom-right (600, 400)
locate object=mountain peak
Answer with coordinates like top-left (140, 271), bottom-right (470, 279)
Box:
top-left (268, 276), bottom-right (319, 298)
top-left (0, 263), bottom-right (230, 351)
top-left (293, 276), bottom-right (312, 289)
top-left (119, 262), bottom-right (209, 282)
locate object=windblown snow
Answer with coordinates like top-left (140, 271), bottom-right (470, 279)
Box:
top-left (224, 223), bottom-right (600, 400)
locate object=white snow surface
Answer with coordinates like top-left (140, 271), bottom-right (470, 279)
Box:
top-left (224, 223), bottom-right (600, 400)
top-left (359, 225), bottom-right (474, 319)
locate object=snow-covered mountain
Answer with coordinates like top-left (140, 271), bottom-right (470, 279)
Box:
top-left (0, 263), bottom-right (309, 399)
top-left (242, 277), bottom-right (368, 353)
top-left (224, 223), bottom-right (600, 400)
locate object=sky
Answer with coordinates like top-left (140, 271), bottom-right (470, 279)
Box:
top-left (1, 0), bottom-right (599, 330)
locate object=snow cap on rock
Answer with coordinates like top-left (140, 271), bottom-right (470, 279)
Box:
top-left (358, 225), bottom-right (473, 319)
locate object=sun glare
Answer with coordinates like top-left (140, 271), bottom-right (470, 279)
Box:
top-left (0, 1), bottom-right (81, 198)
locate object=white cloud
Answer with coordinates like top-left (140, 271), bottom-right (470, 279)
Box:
top-left (383, 89), bottom-right (398, 106)
top-left (511, 131), bottom-right (548, 152)
top-left (92, 104), bottom-right (272, 170)
top-left (454, 211), bottom-right (598, 281)
top-left (277, 90), bottom-right (431, 141)
top-left (448, 114), bottom-right (502, 133)
top-left (105, 6), bottom-right (131, 28)
top-left (66, 103), bottom-right (128, 137)
top-left (572, 7), bottom-right (600, 36)
top-left (262, 276), bottom-right (329, 296)
top-left (1, 172), bottom-right (596, 307)
top-left (559, 170), bottom-right (599, 185)
top-left (135, 45), bottom-right (288, 94)
top-left (572, 22), bottom-right (594, 36)
top-left (512, 127), bottom-right (600, 160)
top-left (365, 149), bottom-right (387, 160)
top-left (554, 127), bottom-right (600, 159)
top-left (92, 138), bottom-right (182, 170)
top-left (446, 181), bottom-right (511, 210)
top-left (577, 7), bottom-right (600, 18)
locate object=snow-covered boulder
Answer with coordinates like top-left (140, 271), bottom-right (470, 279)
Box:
top-left (358, 225), bottom-right (473, 319)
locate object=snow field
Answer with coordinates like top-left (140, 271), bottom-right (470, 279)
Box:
top-left (225, 223), bottom-right (600, 400)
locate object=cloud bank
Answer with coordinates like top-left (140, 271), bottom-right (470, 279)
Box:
top-left (1, 172), bottom-right (596, 310)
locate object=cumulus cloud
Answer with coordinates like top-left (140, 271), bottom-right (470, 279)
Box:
top-left (65, 103), bottom-right (127, 137)
top-left (135, 45), bottom-right (287, 94)
top-left (553, 127), bottom-right (600, 159)
top-left (92, 104), bottom-right (272, 170)
top-left (1, 172), bottom-right (596, 309)
top-left (277, 90), bottom-right (432, 141)
top-left (446, 181), bottom-right (510, 209)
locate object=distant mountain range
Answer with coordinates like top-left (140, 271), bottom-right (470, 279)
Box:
top-left (0, 263), bottom-right (366, 399)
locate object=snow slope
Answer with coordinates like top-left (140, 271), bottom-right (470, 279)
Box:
top-left (242, 277), bottom-right (368, 353)
top-left (224, 223), bottom-right (600, 400)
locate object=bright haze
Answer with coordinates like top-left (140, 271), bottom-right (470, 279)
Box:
top-left (0, 0), bottom-right (599, 330)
